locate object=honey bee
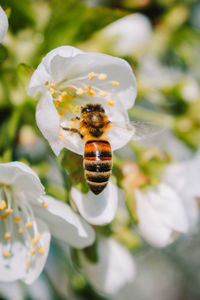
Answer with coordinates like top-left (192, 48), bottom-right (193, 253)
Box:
top-left (62, 104), bottom-right (161, 195)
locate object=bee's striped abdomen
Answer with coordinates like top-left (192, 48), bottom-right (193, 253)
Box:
top-left (84, 139), bottom-right (112, 195)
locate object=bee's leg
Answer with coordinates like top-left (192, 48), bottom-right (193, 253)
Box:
top-left (61, 126), bottom-right (83, 138)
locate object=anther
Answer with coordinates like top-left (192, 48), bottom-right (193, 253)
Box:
top-left (0, 200), bottom-right (6, 210)
top-left (50, 81), bottom-right (55, 88)
top-left (107, 99), bottom-right (115, 106)
top-left (99, 91), bottom-right (108, 97)
top-left (18, 228), bottom-right (23, 234)
top-left (25, 258), bottom-right (30, 267)
top-left (45, 81), bottom-right (49, 86)
top-left (1, 215), bottom-right (7, 219)
top-left (37, 232), bottom-right (41, 241)
top-left (98, 73), bottom-right (107, 80)
top-left (111, 80), bottom-right (120, 86)
top-left (4, 232), bottom-right (11, 240)
top-left (29, 249), bottom-right (36, 256)
top-left (14, 217), bottom-right (21, 223)
top-left (54, 101), bottom-right (60, 108)
top-left (58, 91), bottom-right (67, 102)
top-left (59, 112), bottom-right (64, 118)
top-left (25, 222), bottom-right (33, 228)
top-left (3, 251), bottom-right (11, 257)
top-left (88, 72), bottom-right (95, 80)
top-left (48, 87), bottom-right (55, 95)
top-left (76, 88), bottom-right (84, 96)
top-left (39, 245), bottom-right (45, 254)
top-left (5, 209), bottom-right (13, 214)
top-left (32, 238), bottom-right (37, 246)
top-left (59, 127), bottom-right (65, 140)
top-left (42, 202), bottom-right (48, 208)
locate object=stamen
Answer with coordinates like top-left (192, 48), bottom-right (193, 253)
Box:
top-left (54, 101), bottom-right (60, 108)
top-left (42, 202), bottom-right (48, 208)
top-left (32, 238), bottom-right (37, 246)
top-left (18, 228), bottom-right (23, 234)
top-left (0, 200), bottom-right (6, 210)
top-left (4, 232), bottom-right (11, 240)
top-left (50, 81), bottom-right (55, 88)
top-left (1, 215), bottom-right (7, 220)
top-left (3, 251), bottom-right (11, 257)
top-left (29, 249), bottom-right (36, 256)
top-left (59, 112), bottom-right (64, 118)
top-left (98, 73), bottom-right (107, 80)
top-left (58, 91), bottom-right (67, 102)
top-left (111, 80), bottom-right (120, 86)
top-left (45, 81), bottom-right (49, 86)
top-left (59, 127), bottom-right (65, 140)
top-left (88, 72), bottom-right (95, 80)
top-left (36, 232), bottom-right (41, 241)
top-left (87, 86), bottom-right (96, 96)
top-left (48, 87), bottom-right (55, 95)
top-left (25, 258), bottom-right (31, 267)
top-left (76, 88), bottom-right (84, 96)
top-left (107, 99), bottom-right (115, 106)
top-left (99, 91), bottom-right (108, 97)
top-left (25, 222), bottom-right (33, 228)
top-left (14, 217), bottom-right (21, 223)
top-left (64, 107), bottom-right (69, 112)
top-left (5, 209), bottom-right (13, 214)
top-left (38, 245), bottom-right (45, 254)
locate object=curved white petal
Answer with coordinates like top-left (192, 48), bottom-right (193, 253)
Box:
top-left (28, 46), bottom-right (83, 96)
top-left (0, 219), bottom-right (50, 284)
top-left (135, 183), bottom-right (189, 247)
top-left (71, 182), bottom-right (118, 225)
top-left (79, 238), bottom-right (136, 295)
top-left (0, 282), bottom-right (25, 300)
top-left (0, 161), bottom-right (44, 201)
top-left (34, 195), bottom-right (95, 248)
top-left (0, 6), bottom-right (8, 42)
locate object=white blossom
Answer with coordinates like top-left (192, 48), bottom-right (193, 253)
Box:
top-left (79, 237), bottom-right (136, 295)
top-left (71, 182), bottom-right (119, 225)
top-left (135, 157), bottom-right (199, 247)
top-left (0, 6), bottom-right (8, 42)
top-left (98, 13), bottom-right (152, 56)
top-left (0, 161), bottom-right (95, 284)
top-left (28, 46), bottom-right (137, 156)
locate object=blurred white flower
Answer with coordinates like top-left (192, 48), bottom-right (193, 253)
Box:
top-left (79, 237), bottom-right (136, 295)
top-left (98, 13), bottom-right (152, 56)
top-left (71, 182), bottom-right (119, 225)
top-left (0, 6), bottom-right (8, 42)
top-left (28, 46), bottom-right (137, 155)
top-left (0, 162), bottom-right (95, 284)
top-left (135, 157), bottom-right (199, 247)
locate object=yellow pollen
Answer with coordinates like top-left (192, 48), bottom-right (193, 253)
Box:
top-left (48, 87), bottom-right (55, 95)
top-left (4, 233), bottom-right (11, 240)
top-left (59, 111), bottom-right (64, 118)
top-left (25, 222), bottom-right (33, 228)
top-left (76, 88), bottom-right (84, 96)
top-left (99, 91), bottom-right (108, 97)
top-left (42, 202), bottom-right (48, 208)
top-left (39, 245), bottom-right (45, 254)
top-left (107, 99), bottom-right (115, 106)
top-left (50, 81), bottom-right (55, 88)
top-left (1, 215), bottom-right (7, 220)
top-left (37, 232), bottom-right (41, 241)
top-left (64, 107), bottom-right (69, 112)
top-left (98, 73), bottom-right (107, 80)
top-left (88, 89), bottom-right (96, 96)
top-left (45, 81), bottom-right (49, 86)
top-left (14, 217), bottom-right (21, 223)
top-left (3, 251), bottom-right (11, 257)
top-left (111, 80), bottom-right (120, 86)
top-left (59, 127), bottom-right (65, 140)
top-left (29, 249), bottom-right (36, 256)
top-left (58, 91), bottom-right (67, 102)
top-left (88, 72), bottom-right (95, 80)
top-left (69, 87), bottom-right (75, 91)
top-left (32, 238), bottom-right (37, 246)
top-left (5, 209), bottom-right (13, 214)
top-left (25, 258), bottom-right (30, 267)
top-left (18, 228), bottom-right (23, 234)
top-left (0, 200), bottom-right (6, 210)
top-left (54, 101), bottom-right (60, 108)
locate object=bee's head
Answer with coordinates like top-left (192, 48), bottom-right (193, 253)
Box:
top-left (81, 104), bottom-right (105, 114)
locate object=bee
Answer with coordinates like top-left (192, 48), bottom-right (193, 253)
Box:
top-left (62, 104), bottom-right (161, 195)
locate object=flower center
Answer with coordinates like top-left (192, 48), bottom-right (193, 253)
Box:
top-left (45, 71), bottom-right (119, 111)
top-left (0, 186), bottom-right (45, 269)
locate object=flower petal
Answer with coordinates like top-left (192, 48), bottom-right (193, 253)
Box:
top-left (0, 282), bottom-right (25, 300)
top-left (34, 195), bottom-right (95, 248)
top-left (0, 219), bottom-right (50, 284)
top-left (71, 182), bottom-right (119, 225)
top-left (79, 238), bottom-right (136, 295)
top-left (0, 161), bottom-right (44, 201)
top-left (0, 6), bottom-right (8, 42)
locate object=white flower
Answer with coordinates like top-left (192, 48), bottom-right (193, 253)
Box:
top-left (0, 6), bottom-right (8, 42)
top-left (28, 46), bottom-right (137, 156)
top-left (0, 161), bottom-right (95, 284)
top-left (135, 159), bottom-right (199, 247)
top-left (71, 182), bottom-right (119, 225)
top-left (79, 237), bottom-right (136, 295)
top-left (98, 13), bottom-right (152, 56)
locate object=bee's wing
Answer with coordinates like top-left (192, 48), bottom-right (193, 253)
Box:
top-left (111, 120), bottom-right (163, 141)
